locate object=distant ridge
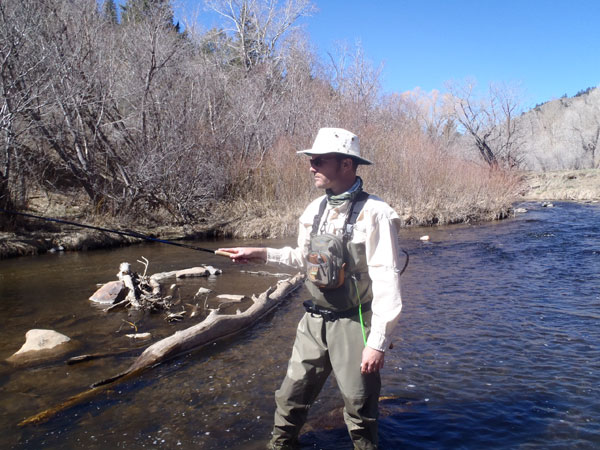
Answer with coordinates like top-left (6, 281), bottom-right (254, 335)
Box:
top-left (520, 87), bottom-right (600, 170)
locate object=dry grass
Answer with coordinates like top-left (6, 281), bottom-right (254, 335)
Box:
top-left (358, 125), bottom-right (522, 226)
top-left (521, 169), bottom-right (600, 201)
top-left (214, 128), bottom-right (525, 238)
top-left (214, 138), bottom-right (314, 238)
top-left (214, 198), bottom-right (304, 239)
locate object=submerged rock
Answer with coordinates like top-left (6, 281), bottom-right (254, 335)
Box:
top-left (175, 267), bottom-right (210, 278)
top-left (89, 280), bottom-right (128, 304)
top-left (150, 270), bottom-right (179, 282)
top-left (7, 329), bottom-right (76, 365)
top-left (204, 265), bottom-right (222, 276)
top-left (151, 266), bottom-right (222, 281)
top-left (14, 329), bottom-right (70, 352)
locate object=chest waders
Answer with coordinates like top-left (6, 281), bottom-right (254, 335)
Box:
top-left (303, 191), bottom-right (371, 346)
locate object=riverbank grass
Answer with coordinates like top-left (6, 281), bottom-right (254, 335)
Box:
top-left (3, 168), bottom-right (598, 259)
top-left (521, 169), bottom-right (600, 201)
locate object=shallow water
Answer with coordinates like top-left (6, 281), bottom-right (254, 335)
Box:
top-left (1, 202), bottom-right (599, 449)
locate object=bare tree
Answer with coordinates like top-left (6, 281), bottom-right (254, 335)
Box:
top-left (205, 0), bottom-right (316, 70)
top-left (0, 0), bottom-right (521, 233)
top-left (396, 88), bottom-right (460, 150)
top-left (572, 105), bottom-right (600, 169)
top-left (102, 0), bottom-right (119, 24)
top-left (29, 1), bottom-right (132, 205)
top-left (447, 81), bottom-right (525, 168)
top-left (0, 1), bottom-right (50, 211)
top-left (326, 42), bottom-right (382, 127)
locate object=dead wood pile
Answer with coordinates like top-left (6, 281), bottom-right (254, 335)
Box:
top-left (19, 272), bottom-right (304, 427)
top-left (90, 259), bottom-right (224, 322)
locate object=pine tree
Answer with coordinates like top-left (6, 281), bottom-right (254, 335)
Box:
top-left (121, 0), bottom-right (175, 28)
top-left (102, 0), bottom-right (118, 24)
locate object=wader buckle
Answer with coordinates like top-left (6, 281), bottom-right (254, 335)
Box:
top-left (303, 300), bottom-right (337, 322)
top-left (302, 300), bottom-right (371, 322)
top-left (317, 310), bottom-right (337, 322)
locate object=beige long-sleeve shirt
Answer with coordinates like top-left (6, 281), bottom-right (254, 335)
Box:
top-left (267, 193), bottom-right (403, 352)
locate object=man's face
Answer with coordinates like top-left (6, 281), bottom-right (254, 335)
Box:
top-left (309, 154), bottom-right (341, 190)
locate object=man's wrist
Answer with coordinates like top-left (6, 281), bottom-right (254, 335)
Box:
top-left (366, 332), bottom-right (388, 352)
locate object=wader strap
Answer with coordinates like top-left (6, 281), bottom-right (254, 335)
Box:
top-left (311, 191), bottom-right (369, 237)
top-left (343, 191), bottom-right (369, 241)
top-left (302, 299), bottom-right (372, 322)
top-left (311, 198), bottom-right (328, 236)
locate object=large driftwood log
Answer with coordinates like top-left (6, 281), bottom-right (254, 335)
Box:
top-left (19, 273), bottom-right (304, 427)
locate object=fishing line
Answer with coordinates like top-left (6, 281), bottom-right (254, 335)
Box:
top-left (0, 208), bottom-right (409, 267)
top-left (0, 208), bottom-right (231, 256)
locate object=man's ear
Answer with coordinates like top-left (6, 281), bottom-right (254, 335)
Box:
top-left (341, 157), bottom-right (357, 173)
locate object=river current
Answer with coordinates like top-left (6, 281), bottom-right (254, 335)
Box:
top-left (0, 201), bottom-right (599, 449)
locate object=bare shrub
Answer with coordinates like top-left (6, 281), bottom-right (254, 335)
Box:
top-left (215, 38), bottom-right (523, 234)
top-left (1, 0), bottom-right (524, 235)
top-left (359, 117), bottom-right (520, 225)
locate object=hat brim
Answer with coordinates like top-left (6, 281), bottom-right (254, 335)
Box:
top-left (296, 150), bottom-right (373, 165)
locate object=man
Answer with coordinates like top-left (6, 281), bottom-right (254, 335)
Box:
top-left (220, 128), bottom-right (403, 449)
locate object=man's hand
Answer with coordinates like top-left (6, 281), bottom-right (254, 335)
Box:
top-left (360, 346), bottom-right (384, 374)
top-left (217, 247), bottom-right (267, 264)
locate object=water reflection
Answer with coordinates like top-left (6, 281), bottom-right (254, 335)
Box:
top-left (1, 202), bottom-right (599, 449)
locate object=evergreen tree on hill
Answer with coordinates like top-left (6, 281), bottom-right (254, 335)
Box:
top-left (102, 0), bottom-right (118, 24)
top-left (121, 0), bottom-right (179, 31)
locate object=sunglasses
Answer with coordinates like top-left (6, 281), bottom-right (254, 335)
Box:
top-left (309, 155), bottom-right (339, 168)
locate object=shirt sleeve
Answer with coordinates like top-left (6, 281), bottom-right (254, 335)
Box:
top-left (265, 197), bottom-right (322, 269)
top-left (266, 243), bottom-right (306, 269)
top-left (364, 206), bottom-right (403, 352)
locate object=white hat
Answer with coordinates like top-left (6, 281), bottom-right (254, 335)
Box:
top-left (297, 128), bottom-right (373, 165)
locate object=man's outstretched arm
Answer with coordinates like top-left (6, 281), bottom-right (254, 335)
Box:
top-left (218, 247), bottom-right (267, 264)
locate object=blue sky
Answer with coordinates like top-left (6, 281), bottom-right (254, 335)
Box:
top-left (171, 0), bottom-right (600, 109)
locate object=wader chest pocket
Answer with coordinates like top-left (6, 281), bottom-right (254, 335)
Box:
top-left (306, 233), bottom-right (346, 289)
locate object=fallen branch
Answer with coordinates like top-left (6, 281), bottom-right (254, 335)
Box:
top-left (66, 348), bottom-right (141, 365)
top-left (240, 270), bottom-right (291, 277)
top-left (19, 272), bottom-right (304, 427)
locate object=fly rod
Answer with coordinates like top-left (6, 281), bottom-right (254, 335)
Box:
top-left (0, 208), bottom-right (233, 257)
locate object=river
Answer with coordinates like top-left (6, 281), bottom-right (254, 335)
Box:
top-left (0, 201), bottom-right (599, 449)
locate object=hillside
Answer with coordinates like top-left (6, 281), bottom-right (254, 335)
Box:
top-left (521, 168), bottom-right (600, 201)
top-left (519, 87), bottom-right (600, 170)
